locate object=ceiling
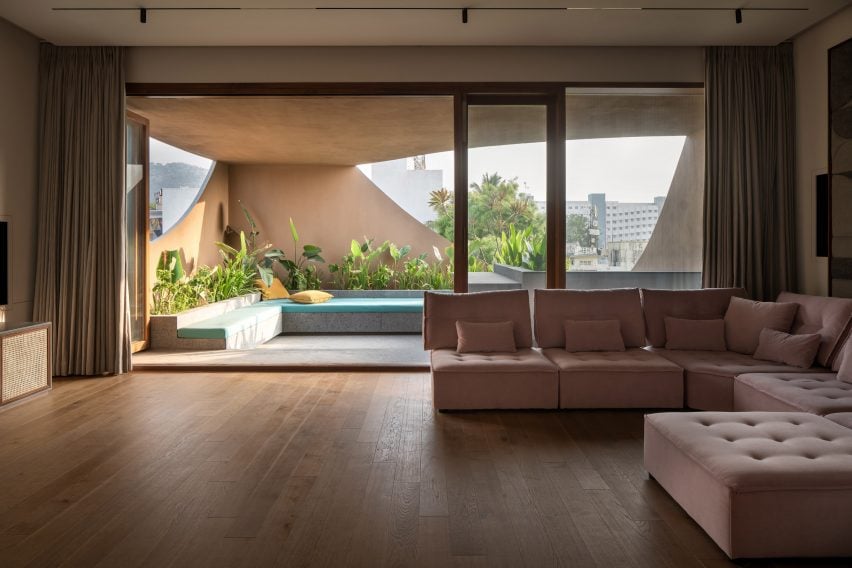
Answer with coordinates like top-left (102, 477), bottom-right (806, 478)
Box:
top-left (126, 93), bottom-right (705, 165)
top-left (2, 0), bottom-right (849, 47)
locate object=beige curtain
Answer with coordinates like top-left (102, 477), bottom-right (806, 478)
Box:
top-left (703, 45), bottom-right (797, 301)
top-left (33, 45), bottom-right (130, 376)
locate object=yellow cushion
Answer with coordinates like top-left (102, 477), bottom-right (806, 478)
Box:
top-left (255, 277), bottom-right (290, 300)
top-left (288, 290), bottom-right (333, 304)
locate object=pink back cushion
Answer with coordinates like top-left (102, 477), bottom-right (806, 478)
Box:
top-left (456, 321), bottom-right (517, 353)
top-left (838, 336), bottom-right (852, 383)
top-left (563, 320), bottom-right (626, 352)
top-left (724, 297), bottom-right (798, 355)
top-left (534, 289), bottom-right (645, 348)
top-left (663, 317), bottom-right (727, 351)
top-left (423, 290), bottom-right (532, 350)
top-left (777, 292), bottom-right (852, 368)
top-left (752, 328), bottom-right (822, 369)
top-left (640, 288), bottom-right (747, 348)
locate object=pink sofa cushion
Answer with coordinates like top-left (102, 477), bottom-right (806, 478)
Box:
top-left (664, 317), bottom-right (726, 351)
top-left (724, 297), bottom-right (798, 355)
top-left (734, 372), bottom-right (852, 415)
top-left (563, 319), bottom-right (625, 352)
top-left (752, 328), bottom-right (821, 369)
top-left (640, 288), bottom-right (746, 348)
top-left (777, 292), bottom-right (852, 368)
top-left (423, 290), bottom-right (532, 350)
top-left (825, 412), bottom-right (852, 429)
top-left (431, 347), bottom-right (557, 373)
top-left (534, 288), bottom-right (645, 348)
top-left (650, 348), bottom-right (816, 380)
top-left (455, 320), bottom-right (516, 353)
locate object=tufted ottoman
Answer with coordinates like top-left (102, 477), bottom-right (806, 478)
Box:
top-left (644, 411), bottom-right (852, 559)
top-left (430, 348), bottom-right (558, 410)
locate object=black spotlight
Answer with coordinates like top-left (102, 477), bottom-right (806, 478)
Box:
top-left (140, 8), bottom-right (147, 24)
top-left (462, 8), bottom-right (468, 24)
top-left (735, 8), bottom-right (742, 24)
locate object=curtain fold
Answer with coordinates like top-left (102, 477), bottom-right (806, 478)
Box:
top-left (33, 45), bottom-right (130, 376)
top-left (703, 44), bottom-right (797, 301)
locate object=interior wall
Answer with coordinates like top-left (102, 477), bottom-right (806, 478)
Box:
top-left (125, 46), bottom-right (704, 84)
top-left (148, 162), bottom-right (229, 294)
top-left (228, 164), bottom-right (450, 287)
top-left (0, 18), bottom-right (39, 323)
top-left (793, 6), bottom-right (852, 296)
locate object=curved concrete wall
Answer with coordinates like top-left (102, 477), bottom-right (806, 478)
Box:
top-left (147, 162), bottom-right (229, 294)
top-left (228, 164), bottom-right (450, 285)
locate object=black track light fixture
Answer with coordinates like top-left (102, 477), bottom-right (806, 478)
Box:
top-left (462, 7), bottom-right (468, 24)
top-left (140, 7), bottom-right (147, 23)
top-left (735, 8), bottom-right (742, 24)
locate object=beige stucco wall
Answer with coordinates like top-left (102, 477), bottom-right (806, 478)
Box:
top-left (126, 46), bottom-right (704, 84)
top-left (0, 18), bottom-right (39, 323)
top-left (148, 162), bottom-right (229, 294)
top-left (228, 164), bottom-right (450, 285)
top-left (793, 6), bottom-right (852, 296)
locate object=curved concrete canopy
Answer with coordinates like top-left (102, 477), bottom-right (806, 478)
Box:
top-left (127, 94), bottom-right (704, 165)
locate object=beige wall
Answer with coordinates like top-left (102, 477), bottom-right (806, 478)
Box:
top-left (793, 6), bottom-right (852, 296)
top-left (126, 46), bottom-right (704, 84)
top-left (0, 18), bottom-right (39, 323)
top-left (228, 164), bottom-right (450, 285)
top-left (148, 162), bottom-right (229, 293)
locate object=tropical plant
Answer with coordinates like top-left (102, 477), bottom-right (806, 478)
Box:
top-left (494, 224), bottom-right (546, 271)
top-left (278, 218), bottom-right (324, 290)
top-left (212, 231), bottom-right (258, 301)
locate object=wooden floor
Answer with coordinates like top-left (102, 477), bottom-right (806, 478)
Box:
top-left (0, 372), bottom-right (847, 568)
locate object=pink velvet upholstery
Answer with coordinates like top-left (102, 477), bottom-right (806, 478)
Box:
top-left (430, 348), bottom-right (558, 410)
top-left (649, 348), bottom-right (814, 410)
top-left (723, 297), bottom-right (798, 355)
top-left (423, 290), bottom-right (532, 350)
top-left (645, 411), bottom-right (852, 559)
top-left (777, 292), bottom-right (852, 368)
top-left (640, 288), bottom-right (746, 348)
top-left (534, 288), bottom-right (646, 348)
top-left (543, 348), bottom-right (682, 408)
top-left (825, 412), bottom-right (852, 429)
top-left (455, 320), bottom-right (516, 353)
top-left (664, 317), bottom-right (726, 351)
top-left (834, 333), bottom-right (852, 378)
top-left (752, 328), bottom-right (821, 368)
top-left (733, 372), bottom-right (852, 415)
top-left (563, 319), bottom-right (625, 352)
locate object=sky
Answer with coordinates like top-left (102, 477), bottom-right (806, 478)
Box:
top-left (359, 135), bottom-right (686, 203)
top-left (150, 138), bottom-right (214, 169)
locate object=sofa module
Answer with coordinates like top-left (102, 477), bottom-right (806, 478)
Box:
top-left (645, 411), bottom-right (852, 559)
top-left (535, 288), bottom-right (683, 409)
top-left (424, 290), bottom-right (558, 410)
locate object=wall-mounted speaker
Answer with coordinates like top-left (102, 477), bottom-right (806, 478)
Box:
top-left (816, 173), bottom-right (829, 258)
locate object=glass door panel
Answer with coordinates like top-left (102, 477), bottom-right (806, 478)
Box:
top-left (466, 104), bottom-right (548, 291)
top-left (126, 113), bottom-right (149, 351)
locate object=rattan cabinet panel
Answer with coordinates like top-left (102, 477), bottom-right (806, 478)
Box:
top-left (0, 322), bottom-right (51, 407)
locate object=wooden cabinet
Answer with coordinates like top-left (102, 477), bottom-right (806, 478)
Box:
top-left (0, 322), bottom-right (51, 408)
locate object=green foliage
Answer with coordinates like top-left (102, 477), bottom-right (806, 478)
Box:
top-left (236, 202), bottom-right (323, 290)
top-left (151, 233), bottom-right (259, 316)
top-left (566, 213), bottom-right (593, 248)
top-left (494, 224), bottom-right (546, 271)
top-left (427, 173), bottom-right (546, 271)
top-left (329, 239), bottom-right (453, 291)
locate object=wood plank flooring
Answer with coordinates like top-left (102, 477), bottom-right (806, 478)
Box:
top-left (0, 372), bottom-right (847, 568)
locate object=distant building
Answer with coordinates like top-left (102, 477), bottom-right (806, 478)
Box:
top-left (150, 186), bottom-right (201, 236)
top-left (368, 158), bottom-right (444, 223)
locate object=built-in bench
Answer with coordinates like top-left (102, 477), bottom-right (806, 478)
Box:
top-left (166, 296), bottom-right (424, 350)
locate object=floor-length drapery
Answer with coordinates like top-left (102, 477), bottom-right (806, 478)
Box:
top-left (33, 45), bottom-right (130, 376)
top-left (703, 44), bottom-right (797, 301)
